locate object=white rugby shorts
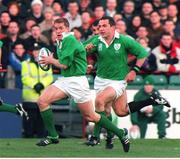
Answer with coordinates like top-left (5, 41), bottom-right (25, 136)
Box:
top-left (53, 76), bottom-right (92, 103)
top-left (94, 76), bottom-right (127, 98)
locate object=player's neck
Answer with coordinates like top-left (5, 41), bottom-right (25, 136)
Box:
top-left (104, 32), bottom-right (115, 45)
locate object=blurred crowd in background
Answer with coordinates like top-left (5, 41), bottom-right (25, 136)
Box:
top-left (0, 0), bottom-right (179, 89)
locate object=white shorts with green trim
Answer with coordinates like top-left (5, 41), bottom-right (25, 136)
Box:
top-left (94, 76), bottom-right (127, 98)
top-left (53, 76), bottom-right (92, 103)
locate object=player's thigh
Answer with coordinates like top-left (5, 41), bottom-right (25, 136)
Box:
top-left (39, 85), bottom-right (67, 105)
top-left (77, 101), bottom-right (100, 122)
top-left (95, 86), bottom-right (116, 110)
top-left (112, 91), bottom-right (128, 117)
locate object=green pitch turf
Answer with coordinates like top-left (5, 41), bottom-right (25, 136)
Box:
top-left (0, 138), bottom-right (180, 157)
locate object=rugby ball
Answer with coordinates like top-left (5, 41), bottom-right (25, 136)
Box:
top-left (38, 47), bottom-right (51, 71)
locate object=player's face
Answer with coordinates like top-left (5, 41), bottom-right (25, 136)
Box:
top-left (144, 84), bottom-right (153, 93)
top-left (91, 25), bottom-right (99, 35)
top-left (98, 19), bottom-right (114, 38)
top-left (53, 22), bottom-right (69, 40)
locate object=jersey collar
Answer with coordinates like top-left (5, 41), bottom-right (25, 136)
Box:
top-left (62, 32), bottom-right (74, 39)
top-left (98, 31), bottom-right (120, 48)
top-left (56, 32), bottom-right (74, 47)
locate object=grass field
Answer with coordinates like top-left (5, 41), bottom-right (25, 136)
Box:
top-left (0, 138), bottom-right (180, 157)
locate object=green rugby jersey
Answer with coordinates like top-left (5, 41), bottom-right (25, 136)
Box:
top-left (84, 32), bottom-right (148, 80)
top-left (57, 33), bottom-right (87, 77)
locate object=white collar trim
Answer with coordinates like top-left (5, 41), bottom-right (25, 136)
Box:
top-left (98, 31), bottom-right (120, 47)
top-left (62, 32), bottom-right (74, 39)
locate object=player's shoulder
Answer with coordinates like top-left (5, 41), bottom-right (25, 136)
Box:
top-left (120, 34), bottom-right (135, 41)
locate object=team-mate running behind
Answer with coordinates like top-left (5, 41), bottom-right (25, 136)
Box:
top-left (0, 98), bottom-right (29, 120)
top-left (84, 16), bottom-right (170, 146)
top-left (36, 18), bottom-right (130, 152)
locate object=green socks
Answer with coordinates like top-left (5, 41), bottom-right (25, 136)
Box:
top-left (97, 114), bottom-right (124, 139)
top-left (93, 111), bottom-right (106, 138)
top-left (40, 108), bottom-right (58, 138)
top-left (0, 103), bottom-right (17, 114)
top-left (107, 114), bottom-right (114, 138)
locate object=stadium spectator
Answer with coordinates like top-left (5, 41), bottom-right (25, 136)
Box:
top-left (21, 44), bottom-right (53, 138)
top-left (136, 26), bottom-right (149, 40)
top-left (24, 24), bottom-right (49, 54)
top-left (0, 0), bottom-right (7, 13)
top-left (113, 13), bottom-right (123, 22)
top-left (0, 11), bottom-right (11, 34)
top-left (127, 15), bottom-right (142, 39)
top-left (7, 1), bottom-right (23, 26)
top-left (163, 20), bottom-right (176, 38)
top-left (52, 1), bottom-right (65, 17)
top-left (130, 75), bottom-right (166, 139)
top-left (115, 19), bottom-right (127, 35)
top-left (167, 4), bottom-right (179, 25)
top-left (92, 5), bottom-right (105, 22)
top-left (152, 0), bottom-right (165, 11)
top-left (28, 0), bottom-right (44, 24)
top-left (152, 32), bottom-right (180, 74)
top-left (19, 17), bottom-right (36, 40)
top-left (137, 37), bottom-right (157, 73)
top-left (39, 7), bottom-right (54, 32)
top-left (147, 11), bottom-right (164, 48)
top-left (80, 11), bottom-right (92, 40)
top-left (121, 0), bottom-right (135, 28)
top-left (1, 21), bottom-right (24, 88)
top-left (42, 0), bottom-right (54, 10)
top-left (65, 0), bottom-right (82, 30)
top-left (105, 0), bottom-right (117, 17)
top-left (79, 0), bottom-right (93, 15)
top-left (9, 42), bottom-right (30, 89)
top-left (140, 2), bottom-right (153, 27)
top-left (158, 3), bottom-right (168, 24)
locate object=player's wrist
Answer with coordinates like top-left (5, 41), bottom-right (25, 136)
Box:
top-left (132, 65), bottom-right (141, 74)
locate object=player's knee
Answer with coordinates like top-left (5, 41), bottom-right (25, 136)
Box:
top-left (95, 98), bottom-right (105, 110)
top-left (104, 106), bottom-right (111, 115)
top-left (37, 97), bottom-right (48, 108)
top-left (114, 109), bottom-right (128, 117)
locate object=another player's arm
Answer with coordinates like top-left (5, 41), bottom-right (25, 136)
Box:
top-left (83, 35), bottom-right (99, 73)
top-left (83, 35), bottom-right (99, 53)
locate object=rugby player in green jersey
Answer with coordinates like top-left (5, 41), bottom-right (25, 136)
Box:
top-left (36, 18), bottom-right (130, 152)
top-left (84, 16), bottom-right (170, 147)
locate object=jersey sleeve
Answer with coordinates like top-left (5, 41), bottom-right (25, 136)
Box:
top-left (123, 36), bottom-right (148, 59)
top-left (59, 36), bottom-right (77, 66)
